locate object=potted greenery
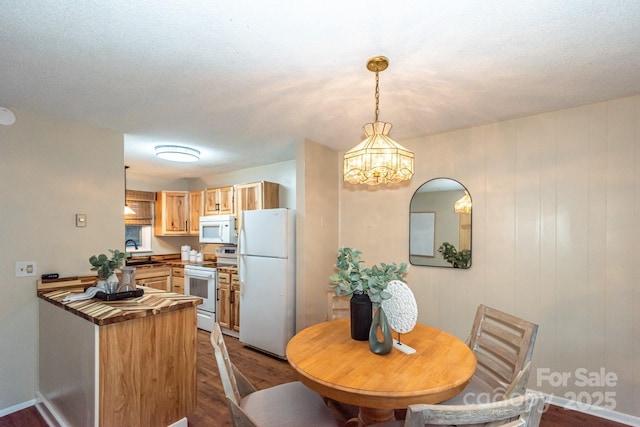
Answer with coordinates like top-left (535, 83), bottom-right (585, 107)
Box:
top-left (89, 249), bottom-right (129, 293)
top-left (330, 247), bottom-right (408, 341)
top-left (438, 242), bottom-right (471, 268)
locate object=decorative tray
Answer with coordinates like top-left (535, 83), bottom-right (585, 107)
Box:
top-left (85, 287), bottom-right (144, 301)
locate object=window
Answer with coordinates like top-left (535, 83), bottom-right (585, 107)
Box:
top-left (125, 190), bottom-right (155, 253)
top-left (125, 225), bottom-right (152, 253)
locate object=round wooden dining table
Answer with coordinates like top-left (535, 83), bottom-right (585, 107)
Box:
top-left (286, 318), bottom-right (476, 426)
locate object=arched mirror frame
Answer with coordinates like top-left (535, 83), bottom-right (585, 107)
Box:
top-left (409, 178), bottom-right (472, 268)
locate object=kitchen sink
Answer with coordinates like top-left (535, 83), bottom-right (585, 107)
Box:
top-left (126, 259), bottom-right (165, 266)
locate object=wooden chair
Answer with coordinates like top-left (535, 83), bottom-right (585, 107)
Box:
top-left (210, 322), bottom-right (337, 427)
top-left (326, 290), bottom-right (350, 320)
top-left (394, 391), bottom-right (546, 427)
top-left (444, 304), bottom-right (539, 405)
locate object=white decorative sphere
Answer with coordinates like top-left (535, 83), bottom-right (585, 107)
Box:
top-left (381, 280), bottom-right (418, 334)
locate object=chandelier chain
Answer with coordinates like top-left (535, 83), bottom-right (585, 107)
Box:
top-left (374, 70), bottom-right (380, 122)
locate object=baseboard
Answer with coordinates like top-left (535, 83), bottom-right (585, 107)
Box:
top-left (34, 391), bottom-right (65, 427)
top-left (33, 392), bottom-right (188, 427)
top-left (543, 391), bottom-right (640, 426)
top-left (0, 398), bottom-right (36, 417)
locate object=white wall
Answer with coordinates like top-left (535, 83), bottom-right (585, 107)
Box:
top-left (0, 108), bottom-right (123, 411)
top-left (295, 140), bottom-right (339, 329)
top-left (338, 95), bottom-right (640, 419)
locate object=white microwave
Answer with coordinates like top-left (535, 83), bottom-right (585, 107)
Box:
top-left (199, 215), bottom-right (237, 244)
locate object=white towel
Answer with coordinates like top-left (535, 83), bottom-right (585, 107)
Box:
top-left (63, 287), bottom-right (101, 302)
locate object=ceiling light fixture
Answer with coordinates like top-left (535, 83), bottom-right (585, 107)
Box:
top-left (0, 106), bottom-right (16, 126)
top-left (343, 56), bottom-right (414, 185)
top-left (124, 166), bottom-right (136, 215)
top-left (155, 145), bottom-right (200, 162)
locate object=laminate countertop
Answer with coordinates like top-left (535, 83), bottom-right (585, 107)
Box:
top-left (37, 285), bottom-right (202, 327)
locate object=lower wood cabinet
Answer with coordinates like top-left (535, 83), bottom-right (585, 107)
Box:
top-left (38, 298), bottom-right (197, 427)
top-left (135, 265), bottom-right (171, 291)
top-left (217, 268), bottom-right (240, 332)
top-left (171, 266), bottom-right (184, 294)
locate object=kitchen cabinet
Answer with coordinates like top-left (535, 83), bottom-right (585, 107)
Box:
top-left (189, 190), bottom-right (204, 235)
top-left (231, 271), bottom-right (240, 333)
top-left (217, 268), bottom-right (240, 333)
top-left (37, 282), bottom-right (200, 427)
top-left (135, 265), bottom-right (171, 291)
top-left (172, 266), bottom-right (184, 294)
top-left (204, 185), bottom-right (234, 215)
top-left (155, 191), bottom-right (189, 235)
top-left (155, 190), bottom-right (204, 236)
top-left (234, 181), bottom-right (279, 231)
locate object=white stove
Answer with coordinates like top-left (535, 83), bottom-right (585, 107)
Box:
top-left (184, 246), bottom-right (237, 332)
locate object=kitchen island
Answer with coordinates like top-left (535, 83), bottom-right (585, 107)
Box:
top-left (37, 279), bottom-right (202, 427)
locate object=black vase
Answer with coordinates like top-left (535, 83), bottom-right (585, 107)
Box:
top-left (350, 293), bottom-right (372, 341)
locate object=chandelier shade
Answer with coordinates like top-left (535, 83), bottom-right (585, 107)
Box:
top-left (454, 192), bottom-right (472, 214)
top-left (343, 56), bottom-right (414, 185)
top-left (344, 122), bottom-right (415, 185)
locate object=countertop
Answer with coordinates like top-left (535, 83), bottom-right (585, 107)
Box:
top-left (38, 286), bottom-right (203, 326)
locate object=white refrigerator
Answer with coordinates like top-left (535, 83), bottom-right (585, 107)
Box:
top-left (238, 208), bottom-right (295, 358)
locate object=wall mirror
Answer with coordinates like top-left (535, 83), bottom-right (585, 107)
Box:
top-left (409, 178), bottom-right (472, 268)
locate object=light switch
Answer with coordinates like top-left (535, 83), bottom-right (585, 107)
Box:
top-left (76, 214), bottom-right (87, 227)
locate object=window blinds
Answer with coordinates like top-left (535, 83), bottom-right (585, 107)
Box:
top-left (125, 190), bottom-right (155, 226)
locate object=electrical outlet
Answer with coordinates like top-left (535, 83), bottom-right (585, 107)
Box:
top-left (15, 261), bottom-right (36, 277)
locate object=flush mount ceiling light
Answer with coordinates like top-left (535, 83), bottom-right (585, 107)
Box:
top-left (0, 106), bottom-right (16, 126)
top-left (343, 56), bottom-right (414, 185)
top-left (155, 145), bottom-right (200, 162)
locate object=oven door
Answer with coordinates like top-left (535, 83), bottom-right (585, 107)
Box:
top-left (184, 269), bottom-right (216, 313)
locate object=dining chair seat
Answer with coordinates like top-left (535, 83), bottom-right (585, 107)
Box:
top-left (210, 322), bottom-right (338, 427)
top-left (437, 374), bottom-right (495, 405)
top-left (239, 381), bottom-right (337, 426)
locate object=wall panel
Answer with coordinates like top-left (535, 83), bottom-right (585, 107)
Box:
top-left (338, 95), bottom-right (640, 418)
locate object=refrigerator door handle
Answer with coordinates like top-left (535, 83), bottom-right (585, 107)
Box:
top-left (238, 255), bottom-right (246, 296)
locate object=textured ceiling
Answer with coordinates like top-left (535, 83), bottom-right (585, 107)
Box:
top-left (1, 1), bottom-right (640, 178)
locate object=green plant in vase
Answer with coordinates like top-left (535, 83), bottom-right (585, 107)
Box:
top-left (89, 249), bottom-right (129, 292)
top-left (330, 248), bottom-right (408, 305)
top-left (330, 247), bottom-right (408, 347)
top-left (438, 242), bottom-right (471, 268)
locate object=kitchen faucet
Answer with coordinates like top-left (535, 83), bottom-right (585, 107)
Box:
top-left (125, 239), bottom-right (139, 250)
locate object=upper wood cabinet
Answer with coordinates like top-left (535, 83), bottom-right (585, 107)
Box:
top-left (189, 190), bottom-right (204, 235)
top-left (155, 191), bottom-right (189, 235)
top-left (204, 186), bottom-right (234, 216)
top-left (234, 181), bottom-right (279, 230)
top-left (155, 191), bottom-right (203, 236)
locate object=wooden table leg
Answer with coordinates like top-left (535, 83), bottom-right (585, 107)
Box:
top-left (358, 407), bottom-right (395, 426)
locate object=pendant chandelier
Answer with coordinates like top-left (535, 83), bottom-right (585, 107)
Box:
top-left (343, 56), bottom-right (414, 185)
top-left (454, 192), bottom-right (472, 214)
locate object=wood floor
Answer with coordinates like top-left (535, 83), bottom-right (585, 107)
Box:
top-left (0, 329), bottom-right (631, 427)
